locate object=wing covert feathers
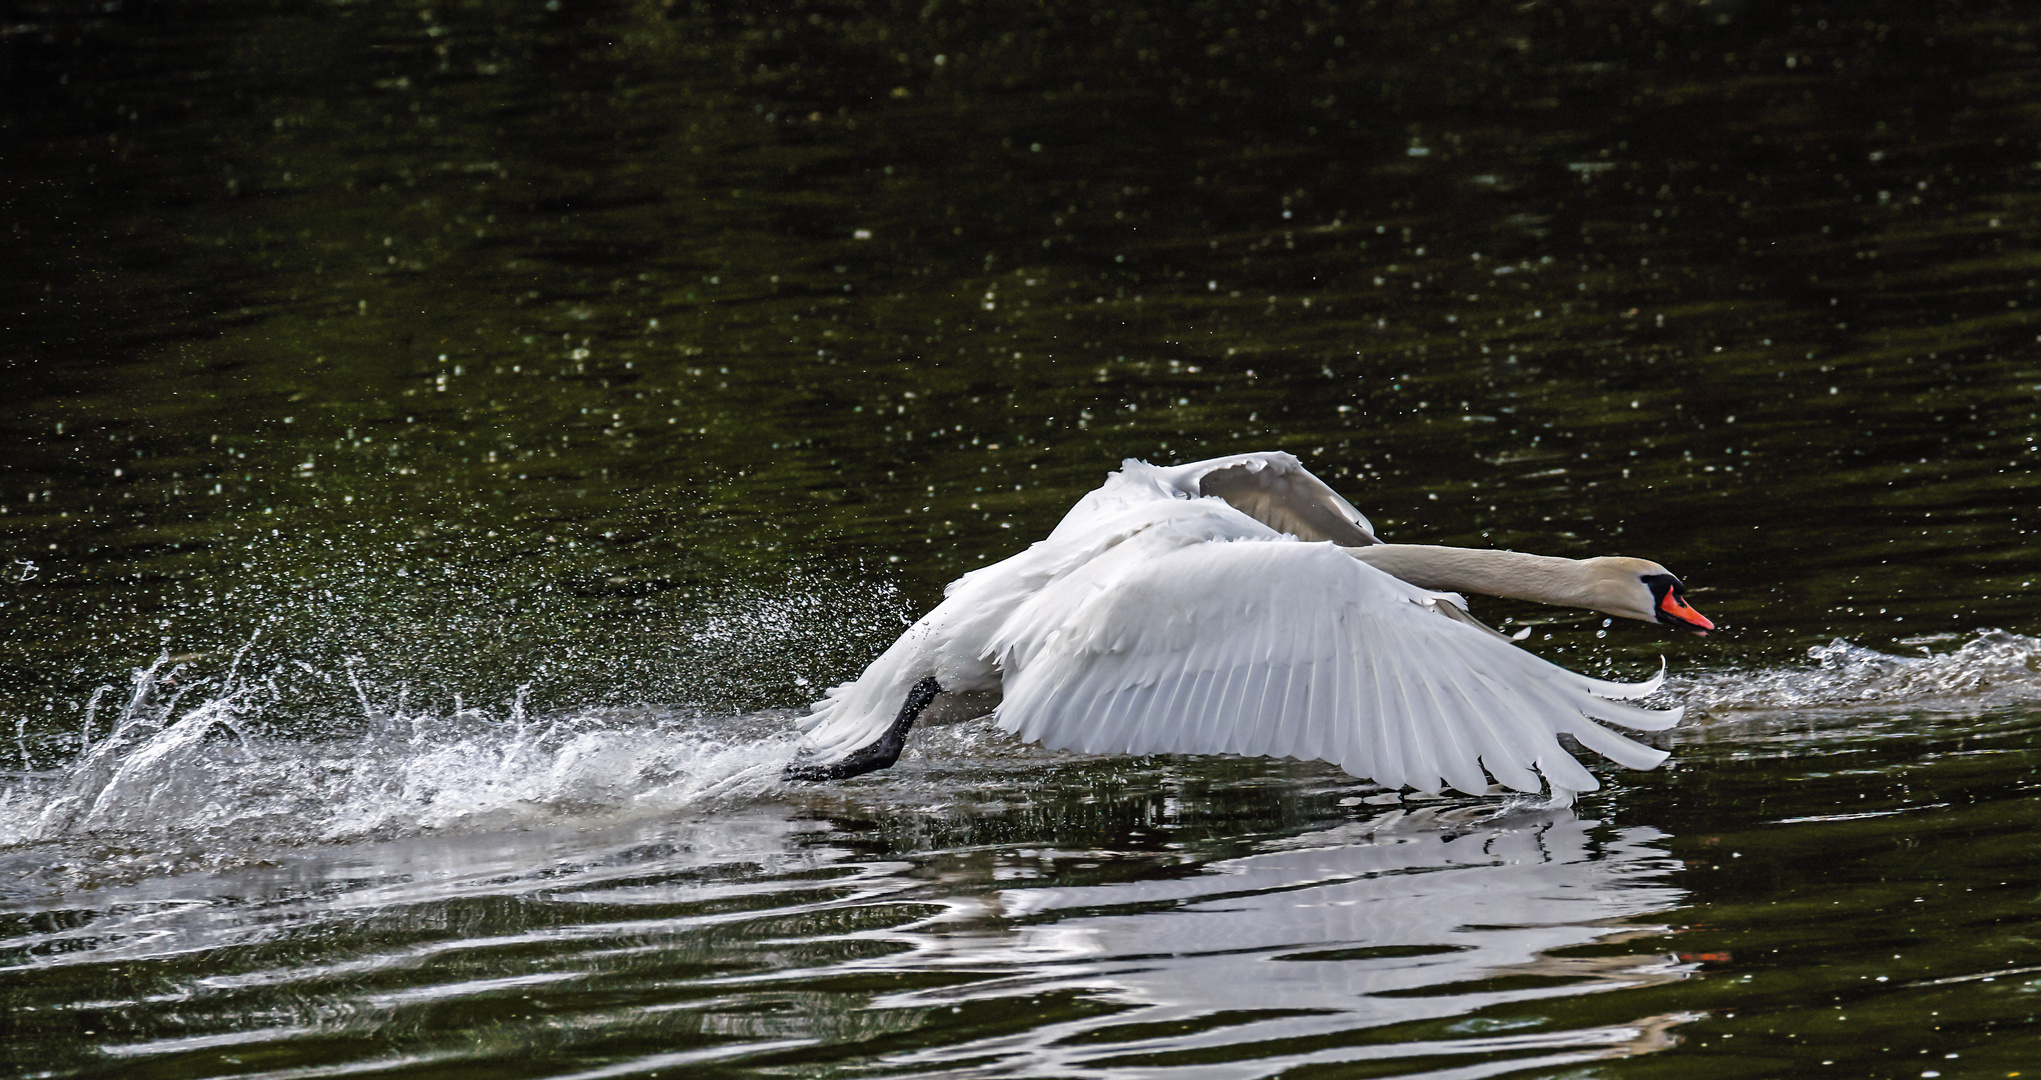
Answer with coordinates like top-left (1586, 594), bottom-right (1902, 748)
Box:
top-left (990, 536), bottom-right (1678, 800)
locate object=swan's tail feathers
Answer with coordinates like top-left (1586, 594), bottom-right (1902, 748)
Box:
top-left (795, 681), bottom-right (859, 733)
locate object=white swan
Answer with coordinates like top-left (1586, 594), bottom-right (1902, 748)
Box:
top-left (790, 451), bottom-right (1712, 805)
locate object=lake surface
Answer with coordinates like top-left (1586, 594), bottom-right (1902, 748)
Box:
top-left (5, 1), bottom-right (2041, 1076)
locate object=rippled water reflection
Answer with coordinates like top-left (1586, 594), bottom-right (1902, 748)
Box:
top-left (3, 794), bottom-right (1688, 1078)
top-left (7, 0), bottom-right (2041, 1075)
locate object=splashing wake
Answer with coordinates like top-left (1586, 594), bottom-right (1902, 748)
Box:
top-left (1673, 629), bottom-right (2041, 713)
top-left (0, 651), bottom-right (803, 856)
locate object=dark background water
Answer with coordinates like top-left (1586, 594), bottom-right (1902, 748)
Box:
top-left (5, 2), bottom-right (2041, 1077)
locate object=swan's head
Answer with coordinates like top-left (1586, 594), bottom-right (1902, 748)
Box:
top-left (1585, 558), bottom-right (1714, 635)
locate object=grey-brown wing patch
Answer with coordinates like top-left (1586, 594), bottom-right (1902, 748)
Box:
top-left (1197, 463), bottom-right (1378, 546)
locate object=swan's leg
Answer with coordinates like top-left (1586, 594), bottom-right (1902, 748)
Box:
top-left (785, 677), bottom-right (945, 781)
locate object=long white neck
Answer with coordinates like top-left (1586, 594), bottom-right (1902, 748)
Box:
top-left (1349, 544), bottom-right (1608, 610)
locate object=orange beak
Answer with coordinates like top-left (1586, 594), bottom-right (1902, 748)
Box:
top-left (1659, 592), bottom-right (1715, 635)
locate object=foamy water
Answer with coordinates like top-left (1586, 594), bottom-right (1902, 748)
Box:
top-left (1669, 629), bottom-right (2041, 714)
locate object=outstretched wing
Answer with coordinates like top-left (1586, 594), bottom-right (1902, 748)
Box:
top-left (988, 534), bottom-right (1677, 801)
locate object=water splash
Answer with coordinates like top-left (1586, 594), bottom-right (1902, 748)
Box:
top-left (1672, 629), bottom-right (2041, 713)
top-left (0, 653), bottom-right (804, 860)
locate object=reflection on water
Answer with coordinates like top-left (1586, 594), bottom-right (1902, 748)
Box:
top-left (883, 812), bottom-right (1686, 1078)
top-left (2, 767), bottom-right (1687, 1079)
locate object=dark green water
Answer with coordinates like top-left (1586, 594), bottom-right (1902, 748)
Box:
top-left (5, 1), bottom-right (2041, 1076)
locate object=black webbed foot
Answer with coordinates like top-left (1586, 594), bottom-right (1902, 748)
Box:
top-left (785, 676), bottom-right (944, 781)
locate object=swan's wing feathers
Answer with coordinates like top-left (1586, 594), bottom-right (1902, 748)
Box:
top-left (1419, 593), bottom-right (1513, 642)
top-left (1191, 458), bottom-right (1379, 546)
top-left (1567, 656), bottom-right (1668, 701)
top-left (993, 539), bottom-right (1677, 796)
